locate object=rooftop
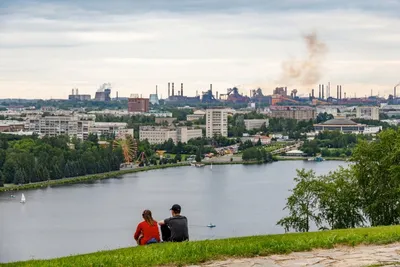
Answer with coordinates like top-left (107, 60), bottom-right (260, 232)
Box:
top-left (321, 118), bottom-right (359, 125)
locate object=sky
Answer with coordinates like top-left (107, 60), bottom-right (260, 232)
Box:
top-left (0, 0), bottom-right (399, 99)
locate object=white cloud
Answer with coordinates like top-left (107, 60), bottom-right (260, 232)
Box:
top-left (0, 1), bottom-right (399, 99)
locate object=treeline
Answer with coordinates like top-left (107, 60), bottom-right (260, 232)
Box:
top-left (0, 134), bottom-right (123, 186)
top-left (242, 147), bottom-right (274, 163)
top-left (300, 131), bottom-right (371, 157)
top-left (278, 129), bottom-right (400, 232)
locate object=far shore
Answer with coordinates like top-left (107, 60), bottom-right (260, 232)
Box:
top-left (0, 156), bottom-right (346, 193)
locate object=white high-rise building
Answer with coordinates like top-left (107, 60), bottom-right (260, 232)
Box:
top-left (206, 108), bottom-right (228, 138)
top-left (356, 106), bottom-right (380, 121)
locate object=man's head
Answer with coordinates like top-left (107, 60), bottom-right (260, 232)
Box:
top-left (170, 204), bottom-right (181, 216)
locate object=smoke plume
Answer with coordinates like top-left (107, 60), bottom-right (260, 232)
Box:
top-left (279, 32), bottom-right (328, 86)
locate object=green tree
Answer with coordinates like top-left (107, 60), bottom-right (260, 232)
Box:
top-left (14, 168), bottom-right (26, 185)
top-left (195, 148), bottom-right (202, 162)
top-left (0, 170), bottom-right (4, 187)
top-left (175, 152), bottom-right (182, 162)
top-left (351, 129), bottom-right (400, 226)
top-left (277, 169), bottom-right (321, 232)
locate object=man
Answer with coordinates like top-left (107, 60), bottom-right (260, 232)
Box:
top-left (158, 204), bottom-right (189, 242)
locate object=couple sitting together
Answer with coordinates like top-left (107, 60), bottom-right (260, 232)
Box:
top-left (134, 204), bottom-right (189, 245)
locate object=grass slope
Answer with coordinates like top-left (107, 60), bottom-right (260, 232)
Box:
top-left (3, 226), bottom-right (400, 267)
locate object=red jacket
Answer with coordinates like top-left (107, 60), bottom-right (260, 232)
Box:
top-left (134, 221), bottom-right (160, 245)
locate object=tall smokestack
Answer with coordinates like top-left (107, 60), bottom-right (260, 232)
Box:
top-left (156, 85), bottom-right (158, 96)
top-left (344, 92), bottom-right (346, 98)
top-left (76, 89), bottom-right (79, 95)
top-left (285, 87), bottom-right (287, 96)
top-left (322, 84), bottom-right (324, 100)
top-left (210, 84), bottom-right (212, 91)
top-left (319, 85), bottom-right (321, 99)
top-left (337, 85), bottom-right (339, 99)
top-left (395, 87), bottom-right (397, 98)
top-left (196, 90), bottom-right (198, 96)
top-left (72, 89), bottom-right (74, 95)
top-left (312, 88), bottom-right (315, 98)
top-left (116, 91), bottom-right (119, 100)
top-left (328, 82), bottom-right (330, 98)
top-left (172, 83), bottom-right (175, 96)
top-left (340, 85), bottom-right (342, 100)
top-left (216, 91), bottom-right (219, 99)
top-left (168, 83), bottom-right (170, 97)
top-left (181, 83), bottom-right (183, 96)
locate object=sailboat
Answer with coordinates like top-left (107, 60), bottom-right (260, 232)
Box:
top-left (20, 193), bottom-right (26, 204)
top-left (210, 163), bottom-right (213, 170)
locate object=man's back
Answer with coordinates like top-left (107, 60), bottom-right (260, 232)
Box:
top-left (164, 215), bottom-right (189, 242)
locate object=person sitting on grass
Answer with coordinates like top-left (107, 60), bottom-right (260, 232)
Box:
top-left (158, 204), bottom-right (189, 242)
top-left (134, 209), bottom-right (160, 245)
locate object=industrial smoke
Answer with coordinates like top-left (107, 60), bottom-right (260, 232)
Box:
top-left (279, 32), bottom-right (328, 86)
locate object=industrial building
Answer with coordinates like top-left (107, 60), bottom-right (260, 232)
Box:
top-left (206, 108), bottom-right (229, 138)
top-left (269, 106), bottom-right (317, 121)
top-left (68, 88), bottom-right (91, 101)
top-left (139, 126), bottom-right (202, 144)
top-left (128, 96), bottom-right (150, 113)
top-left (94, 83), bottom-right (112, 101)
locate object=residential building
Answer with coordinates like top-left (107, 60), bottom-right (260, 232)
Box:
top-left (90, 122), bottom-right (129, 137)
top-left (244, 119), bottom-right (269, 130)
top-left (206, 108), bottom-right (228, 138)
top-left (0, 120), bottom-right (25, 132)
top-left (139, 126), bottom-right (202, 144)
top-left (155, 117), bottom-right (177, 126)
top-left (356, 106), bottom-right (380, 120)
top-left (128, 97), bottom-right (150, 113)
top-left (187, 110), bottom-right (206, 121)
top-left (269, 106), bottom-right (316, 121)
top-left (316, 106), bottom-right (340, 117)
top-left (314, 118), bottom-right (366, 133)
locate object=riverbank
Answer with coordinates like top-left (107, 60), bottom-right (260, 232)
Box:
top-left (3, 226), bottom-right (400, 266)
top-left (0, 157), bottom-right (345, 193)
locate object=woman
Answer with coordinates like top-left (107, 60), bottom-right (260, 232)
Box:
top-left (134, 210), bottom-right (160, 245)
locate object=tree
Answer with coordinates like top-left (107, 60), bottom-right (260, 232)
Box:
top-left (14, 168), bottom-right (26, 185)
top-left (175, 152), bottom-right (182, 162)
top-left (351, 129), bottom-right (400, 226)
top-left (195, 148), bottom-right (202, 163)
top-left (0, 170), bottom-right (4, 187)
top-left (277, 169), bottom-right (321, 232)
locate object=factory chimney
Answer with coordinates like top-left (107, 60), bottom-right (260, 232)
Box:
top-left (328, 82), bottom-right (331, 98)
top-left (172, 83), bottom-right (175, 96)
top-left (312, 88), bottom-right (315, 98)
top-left (210, 84), bottom-right (212, 91)
top-left (340, 85), bottom-right (342, 100)
top-left (196, 90), bottom-right (198, 96)
top-left (72, 89), bottom-right (74, 95)
top-left (181, 83), bottom-right (183, 96)
top-left (168, 82), bottom-right (170, 97)
top-left (344, 92), bottom-right (347, 99)
top-left (216, 91), bottom-right (219, 99)
top-left (156, 85), bottom-right (158, 96)
top-left (318, 85), bottom-right (321, 99)
top-left (322, 84), bottom-right (325, 100)
top-left (337, 85), bottom-right (339, 99)
top-left (394, 86), bottom-right (397, 98)
top-left (285, 87), bottom-right (287, 96)
top-left (116, 91), bottom-right (119, 100)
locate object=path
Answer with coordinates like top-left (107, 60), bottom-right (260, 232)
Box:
top-left (188, 243), bottom-right (400, 267)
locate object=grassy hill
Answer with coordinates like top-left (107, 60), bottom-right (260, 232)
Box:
top-left (3, 226), bottom-right (400, 267)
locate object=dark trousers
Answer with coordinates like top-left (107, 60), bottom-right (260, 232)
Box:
top-left (160, 224), bottom-right (171, 242)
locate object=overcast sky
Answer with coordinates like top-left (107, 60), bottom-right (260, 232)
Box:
top-left (0, 0), bottom-right (399, 99)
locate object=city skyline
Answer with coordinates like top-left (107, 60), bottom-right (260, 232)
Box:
top-left (0, 0), bottom-right (399, 99)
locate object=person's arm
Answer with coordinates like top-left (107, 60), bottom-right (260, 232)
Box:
top-left (134, 223), bottom-right (142, 240)
top-left (159, 218), bottom-right (169, 226)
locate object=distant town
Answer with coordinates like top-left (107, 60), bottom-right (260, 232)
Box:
top-left (1, 82), bottom-right (399, 145)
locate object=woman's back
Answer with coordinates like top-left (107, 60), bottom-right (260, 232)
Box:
top-left (134, 210), bottom-right (160, 245)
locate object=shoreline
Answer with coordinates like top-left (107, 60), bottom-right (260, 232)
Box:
top-left (0, 157), bottom-right (346, 193)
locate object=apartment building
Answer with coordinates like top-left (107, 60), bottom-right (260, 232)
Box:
top-left (206, 108), bottom-right (228, 138)
top-left (244, 119), bottom-right (269, 130)
top-left (25, 115), bottom-right (129, 140)
top-left (269, 106), bottom-right (316, 121)
top-left (356, 106), bottom-right (380, 120)
top-left (139, 126), bottom-right (202, 144)
top-left (186, 110), bottom-right (206, 121)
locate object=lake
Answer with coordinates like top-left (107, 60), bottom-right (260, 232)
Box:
top-left (0, 160), bottom-right (347, 263)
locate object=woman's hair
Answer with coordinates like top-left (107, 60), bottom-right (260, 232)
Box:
top-left (142, 210), bottom-right (155, 226)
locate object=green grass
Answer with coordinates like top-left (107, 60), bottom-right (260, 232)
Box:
top-left (3, 226), bottom-right (400, 267)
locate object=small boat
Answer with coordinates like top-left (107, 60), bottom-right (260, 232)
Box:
top-left (207, 223), bottom-right (216, 228)
top-left (308, 156), bottom-right (324, 162)
top-left (20, 193), bottom-right (26, 204)
top-left (10, 195), bottom-right (16, 198)
top-left (195, 163), bottom-right (205, 167)
top-left (210, 163), bottom-right (213, 170)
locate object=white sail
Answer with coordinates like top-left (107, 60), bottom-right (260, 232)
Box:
top-left (210, 163), bottom-right (213, 170)
top-left (20, 193), bottom-right (26, 203)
